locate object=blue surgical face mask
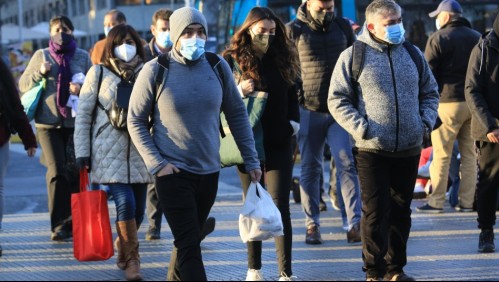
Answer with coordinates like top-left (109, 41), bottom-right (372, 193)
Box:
top-left (156, 31), bottom-right (173, 49)
top-left (384, 23), bottom-right (405, 45)
top-left (104, 26), bottom-right (113, 37)
top-left (179, 37), bottom-right (206, 61)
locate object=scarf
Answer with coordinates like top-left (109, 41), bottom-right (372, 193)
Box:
top-left (109, 55), bottom-right (144, 83)
top-left (48, 39), bottom-right (76, 118)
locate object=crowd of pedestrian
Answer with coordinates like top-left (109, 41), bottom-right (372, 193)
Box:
top-left (0, 0), bottom-right (498, 281)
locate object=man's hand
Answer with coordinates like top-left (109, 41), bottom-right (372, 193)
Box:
top-left (40, 61), bottom-right (51, 75)
top-left (26, 147), bottom-right (36, 157)
top-left (249, 168), bottom-right (262, 183)
top-left (486, 129), bottom-right (499, 143)
top-left (157, 163), bottom-right (180, 177)
top-left (69, 83), bottom-right (81, 95)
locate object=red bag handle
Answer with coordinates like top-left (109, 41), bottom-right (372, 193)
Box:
top-left (79, 169), bottom-right (90, 193)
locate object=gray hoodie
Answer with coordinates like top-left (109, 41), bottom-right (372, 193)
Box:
top-left (328, 25), bottom-right (439, 154)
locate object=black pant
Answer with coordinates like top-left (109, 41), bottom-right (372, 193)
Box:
top-left (146, 183), bottom-right (162, 230)
top-left (237, 141), bottom-right (294, 276)
top-left (476, 142), bottom-right (499, 230)
top-left (354, 150), bottom-right (419, 278)
top-left (155, 170), bottom-right (219, 281)
top-left (37, 127), bottom-right (79, 233)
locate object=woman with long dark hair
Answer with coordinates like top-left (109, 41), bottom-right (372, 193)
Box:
top-left (222, 7), bottom-right (300, 281)
top-left (74, 24), bottom-right (151, 281)
top-left (19, 15), bottom-right (91, 242)
top-left (0, 58), bottom-right (37, 257)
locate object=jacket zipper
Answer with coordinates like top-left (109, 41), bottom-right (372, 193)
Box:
top-left (387, 46), bottom-right (399, 152)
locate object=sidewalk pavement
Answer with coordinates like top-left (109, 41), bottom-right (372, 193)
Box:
top-left (1, 194), bottom-right (498, 281)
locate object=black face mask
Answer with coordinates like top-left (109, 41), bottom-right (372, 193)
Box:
top-left (310, 10), bottom-right (335, 27)
top-left (251, 32), bottom-right (275, 54)
top-left (51, 32), bottom-right (73, 46)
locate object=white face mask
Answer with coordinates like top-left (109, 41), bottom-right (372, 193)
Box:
top-left (435, 19), bottom-right (441, 30)
top-left (114, 43), bottom-right (136, 62)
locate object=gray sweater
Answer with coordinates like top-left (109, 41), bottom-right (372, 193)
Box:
top-left (128, 51), bottom-right (260, 175)
top-left (19, 48), bottom-right (92, 128)
top-left (328, 28), bottom-right (439, 154)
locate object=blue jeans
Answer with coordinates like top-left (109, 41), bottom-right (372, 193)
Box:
top-left (298, 107), bottom-right (361, 229)
top-left (108, 183), bottom-right (147, 225)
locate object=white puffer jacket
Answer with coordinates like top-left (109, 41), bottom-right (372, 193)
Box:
top-left (74, 65), bottom-right (152, 184)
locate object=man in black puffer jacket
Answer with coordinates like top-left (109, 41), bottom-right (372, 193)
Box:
top-left (286, 0), bottom-right (362, 245)
top-left (465, 12), bottom-right (499, 254)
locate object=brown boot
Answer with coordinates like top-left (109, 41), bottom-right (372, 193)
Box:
top-left (114, 235), bottom-right (126, 270)
top-left (117, 219), bottom-right (142, 281)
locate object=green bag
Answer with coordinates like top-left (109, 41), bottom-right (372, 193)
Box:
top-left (21, 78), bottom-right (45, 121)
top-left (220, 91), bottom-right (268, 168)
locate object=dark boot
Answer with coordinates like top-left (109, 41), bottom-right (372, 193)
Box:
top-left (117, 219), bottom-right (142, 281)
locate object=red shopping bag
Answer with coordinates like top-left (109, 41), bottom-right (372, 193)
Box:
top-left (71, 170), bottom-right (114, 261)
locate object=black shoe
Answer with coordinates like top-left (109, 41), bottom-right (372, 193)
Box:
top-left (51, 229), bottom-right (72, 241)
top-left (416, 203), bottom-right (443, 214)
top-left (305, 225), bottom-right (323, 245)
top-left (383, 272), bottom-right (415, 281)
top-left (478, 229), bottom-right (495, 253)
top-left (347, 222), bottom-right (361, 243)
top-left (145, 227), bottom-right (161, 240)
top-left (200, 217), bottom-right (216, 242)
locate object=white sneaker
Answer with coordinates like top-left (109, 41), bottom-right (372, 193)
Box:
top-left (278, 272), bottom-right (297, 281)
top-left (246, 269), bottom-right (264, 281)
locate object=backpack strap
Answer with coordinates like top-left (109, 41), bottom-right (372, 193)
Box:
top-left (350, 41), bottom-right (366, 107)
top-left (205, 52), bottom-right (226, 138)
top-left (291, 20), bottom-right (304, 44)
top-left (335, 17), bottom-right (355, 47)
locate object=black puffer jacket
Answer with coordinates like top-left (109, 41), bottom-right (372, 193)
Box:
top-left (424, 17), bottom-right (480, 102)
top-left (286, 2), bottom-right (354, 113)
top-left (465, 30), bottom-right (499, 141)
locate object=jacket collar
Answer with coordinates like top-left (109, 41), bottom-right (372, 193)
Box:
top-left (440, 17), bottom-right (472, 30)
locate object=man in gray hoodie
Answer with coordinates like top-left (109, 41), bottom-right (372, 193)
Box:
top-left (127, 7), bottom-right (261, 281)
top-left (328, 0), bottom-right (439, 280)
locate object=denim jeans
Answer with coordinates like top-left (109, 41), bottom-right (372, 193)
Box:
top-left (298, 107), bottom-right (361, 229)
top-left (354, 150), bottom-right (420, 278)
top-left (0, 142), bottom-right (9, 230)
top-left (156, 170), bottom-right (219, 281)
top-left (107, 183), bottom-right (147, 226)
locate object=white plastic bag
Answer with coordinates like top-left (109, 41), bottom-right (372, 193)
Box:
top-left (239, 182), bottom-right (284, 243)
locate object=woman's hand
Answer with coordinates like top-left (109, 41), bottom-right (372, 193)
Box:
top-left (40, 61), bottom-right (51, 75)
top-left (69, 83), bottom-right (81, 95)
top-left (249, 168), bottom-right (262, 183)
top-left (26, 147), bottom-right (36, 158)
top-left (157, 163), bottom-right (180, 177)
top-left (240, 79), bottom-right (254, 96)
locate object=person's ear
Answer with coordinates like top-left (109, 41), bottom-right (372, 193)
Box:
top-left (150, 25), bottom-right (156, 36)
top-left (441, 12), bottom-right (451, 26)
top-left (367, 22), bottom-right (375, 33)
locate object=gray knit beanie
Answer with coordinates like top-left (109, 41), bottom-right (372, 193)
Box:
top-left (170, 7), bottom-right (208, 46)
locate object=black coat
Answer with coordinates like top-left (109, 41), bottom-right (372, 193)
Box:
top-left (424, 18), bottom-right (481, 102)
top-left (465, 31), bottom-right (499, 141)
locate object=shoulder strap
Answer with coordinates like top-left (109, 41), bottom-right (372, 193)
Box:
top-left (402, 41), bottom-right (423, 84)
top-left (291, 20), bottom-right (304, 43)
top-left (205, 52), bottom-right (226, 138)
top-left (335, 17), bottom-right (354, 47)
top-left (93, 65), bottom-right (105, 112)
top-left (351, 41), bottom-right (366, 84)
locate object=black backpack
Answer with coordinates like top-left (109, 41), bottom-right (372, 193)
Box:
top-left (350, 40), bottom-right (424, 98)
top-left (152, 52), bottom-right (227, 137)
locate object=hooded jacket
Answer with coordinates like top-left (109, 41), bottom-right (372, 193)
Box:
top-left (286, 2), bottom-right (355, 113)
top-left (465, 22), bottom-right (499, 142)
top-left (424, 17), bottom-right (480, 102)
top-left (328, 25), bottom-right (439, 155)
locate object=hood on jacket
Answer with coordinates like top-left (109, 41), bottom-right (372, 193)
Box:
top-left (494, 12), bottom-right (499, 38)
top-left (440, 16), bottom-right (472, 30)
top-left (357, 21), bottom-right (406, 52)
